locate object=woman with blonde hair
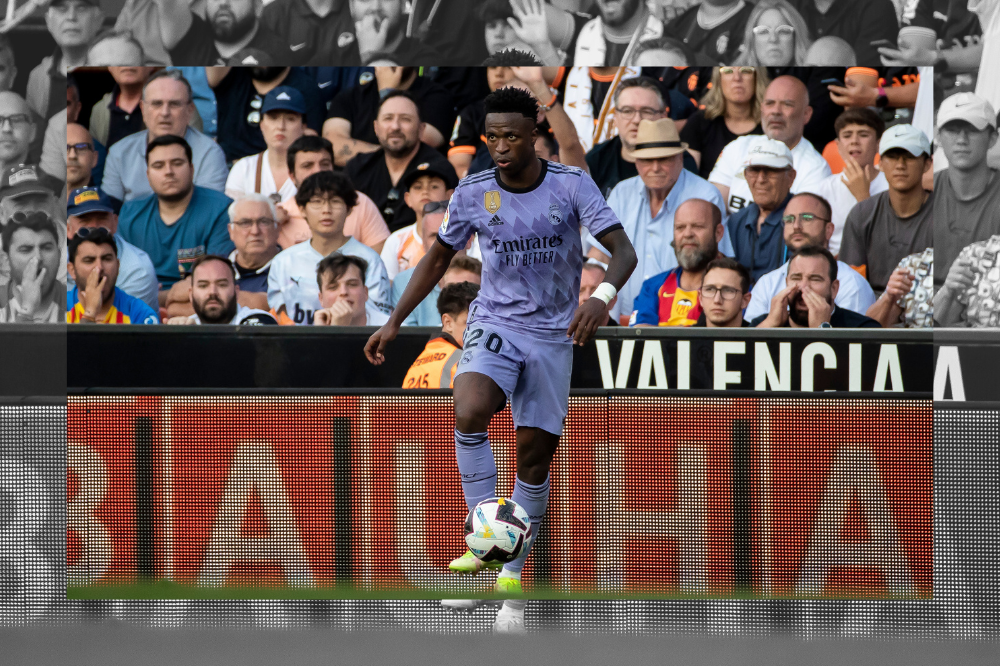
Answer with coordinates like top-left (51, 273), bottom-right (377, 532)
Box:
top-left (734, 0), bottom-right (812, 67)
top-left (679, 66), bottom-right (769, 179)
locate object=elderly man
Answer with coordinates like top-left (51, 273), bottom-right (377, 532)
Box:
top-left (724, 137), bottom-right (798, 285)
top-left (0, 211), bottom-right (63, 322)
top-left (89, 66), bottom-right (154, 149)
top-left (746, 192), bottom-right (874, 322)
top-left (586, 118), bottom-right (729, 322)
top-left (67, 187), bottom-right (159, 311)
top-left (276, 135), bottom-right (389, 251)
top-left (630, 198), bottom-right (724, 327)
top-left (27, 0), bottom-right (103, 119)
top-left (102, 70), bottom-right (229, 204)
top-left (932, 92), bottom-right (1000, 288)
top-left (225, 86), bottom-right (306, 202)
top-left (710, 76), bottom-right (831, 214)
top-left (752, 246), bottom-right (881, 328)
top-left (697, 257), bottom-right (752, 327)
top-left (228, 193), bottom-right (281, 310)
top-left (344, 90), bottom-right (458, 232)
top-left (0, 93), bottom-right (62, 195)
top-left (117, 135), bottom-right (234, 308)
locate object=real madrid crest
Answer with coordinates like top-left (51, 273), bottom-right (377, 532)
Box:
top-left (484, 190), bottom-right (501, 214)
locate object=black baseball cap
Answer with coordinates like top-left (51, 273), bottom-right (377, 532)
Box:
top-left (400, 161), bottom-right (458, 192)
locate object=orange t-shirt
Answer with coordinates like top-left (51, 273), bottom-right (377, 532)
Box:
top-left (277, 190), bottom-right (390, 251)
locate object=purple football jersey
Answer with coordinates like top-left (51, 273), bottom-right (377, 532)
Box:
top-left (438, 160), bottom-right (622, 334)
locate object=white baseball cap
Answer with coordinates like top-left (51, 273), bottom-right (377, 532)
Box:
top-left (936, 92), bottom-right (997, 131)
top-left (742, 136), bottom-right (794, 171)
top-left (879, 123), bottom-right (931, 157)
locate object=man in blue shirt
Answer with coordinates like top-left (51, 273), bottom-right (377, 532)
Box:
top-left (101, 70), bottom-right (228, 204)
top-left (67, 187), bottom-right (159, 312)
top-left (66, 227), bottom-right (158, 324)
top-left (725, 136), bottom-right (796, 286)
top-left (117, 134), bottom-right (234, 310)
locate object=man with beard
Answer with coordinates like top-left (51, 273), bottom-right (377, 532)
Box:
top-left (630, 197), bottom-right (724, 326)
top-left (168, 254), bottom-right (277, 325)
top-left (350, 0), bottom-right (440, 63)
top-left (117, 135), bottom-right (235, 309)
top-left (208, 67), bottom-right (325, 164)
top-left (751, 245), bottom-right (880, 328)
top-left (323, 66), bottom-right (454, 168)
top-left (102, 70), bottom-right (229, 204)
top-left (344, 90), bottom-right (457, 231)
top-left (66, 227), bottom-right (158, 324)
top-left (745, 192), bottom-right (874, 321)
top-left (151, 0), bottom-right (294, 65)
top-left (710, 76), bottom-right (831, 214)
top-left (0, 211), bottom-right (63, 323)
top-left (570, 0), bottom-right (664, 66)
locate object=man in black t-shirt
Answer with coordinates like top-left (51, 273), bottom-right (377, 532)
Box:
top-left (323, 67), bottom-right (455, 168)
top-left (211, 67), bottom-right (325, 163)
top-left (665, 0), bottom-right (753, 66)
top-left (152, 0), bottom-right (293, 66)
top-left (345, 91), bottom-right (458, 232)
top-left (261, 0), bottom-right (362, 67)
top-left (791, 0), bottom-right (899, 64)
top-left (351, 0), bottom-right (440, 64)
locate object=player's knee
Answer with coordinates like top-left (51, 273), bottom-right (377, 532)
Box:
top-left (454, 403), bottom-right (492, 434)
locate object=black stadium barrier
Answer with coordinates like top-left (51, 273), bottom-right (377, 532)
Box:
top-left (0, 326), bottom-right (997, 636)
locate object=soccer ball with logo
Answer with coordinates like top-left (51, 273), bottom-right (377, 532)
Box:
top-left (464, 497), bottom-right (532, 563)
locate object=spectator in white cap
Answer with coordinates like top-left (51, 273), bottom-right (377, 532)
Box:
top-left (839, 124), bottom-right (933, 326)
top-left (933, 92), bottom-right (1000, 289)
top-left (745, 191), bottom-right (874, 323)
top-left (724, 136), bottom-right (797, 284)
top-left (806, 108), bottom-right (888, 254)
top-left (709, 75), bottom-right (831, 215)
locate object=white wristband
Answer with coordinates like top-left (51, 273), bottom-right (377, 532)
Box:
top-left (591, 282), bottom-right (617, 305)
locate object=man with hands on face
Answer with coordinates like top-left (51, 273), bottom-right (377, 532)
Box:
top-left (66, 228), bottom-right (159, 324)
top-left (313, 253), bottom-right (370, 326)
top-left (751, 245), bottom-right (880, 328)
top-left (0, 211), bottom-right (63, 323)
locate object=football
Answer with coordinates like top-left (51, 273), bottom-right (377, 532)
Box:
top-left (464, 497), bottom-right (532, 563)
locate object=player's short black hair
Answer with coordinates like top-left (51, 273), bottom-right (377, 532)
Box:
top-left (68, 227), bottom-right (117, 263)
top-left (437, 281), bottom-right (479, 318)
top-left (287, 135), bottom-right (334, 173)
top-left (787, 192), bottom-right (833, 223)
top-left (146, 134), bottom-right (192, 164)
top-left (481, 49), bottom-right (542, 67)
top-left (789, 245), bottom-right (838, 282)
top-left (484, 86), bottom-right (539, 123)
top-left (295, 170), bottom-right (358, 210)
top-left (704, 256), bottom-right (750, 294)
top-left (191, 254), bottom-right (237, 281)
top-left (377, 89), bottom-right (421, 120)
top-left (317, 253), bottom-right (368, 290)
top-left (1, 210), bottom-right (58, 254)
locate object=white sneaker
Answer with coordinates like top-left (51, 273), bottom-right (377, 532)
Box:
top-left (492, 601), bottom-right (526, 633)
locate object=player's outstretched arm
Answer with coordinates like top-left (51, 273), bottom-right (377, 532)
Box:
top-left (567, 228), bottom-right (637, 346)
top-left (364, 240), bottom-right (458, 365)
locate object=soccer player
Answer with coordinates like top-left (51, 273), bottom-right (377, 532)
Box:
top-left (365, 85), bottom-right (637, 633)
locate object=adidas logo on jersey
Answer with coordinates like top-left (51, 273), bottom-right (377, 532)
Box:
top-left (488, 214), bottom-right (504, 226)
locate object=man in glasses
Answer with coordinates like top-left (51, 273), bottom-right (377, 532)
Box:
top-left (102, 70), bottom-right (229, 205)
top-left (664, 0), bottom-right (754, 65)
top-left (710, 76), bottom-right (830, 215)
top-left (66, 124), bottom-right (98, 196)
top-left (66, 227), bottom-right (158, 325)
top-left (227, 193), bottom-right (281, 311)
top-left (380, 165), bottom-right (457, 280)
top-left (0, 93), bottom-right (60, 197)
top-left (268, 170), bottom-right (390, 325)
top-left (745, 191), bottom-right (874, 322)
top-left (67, 186), bottom-right (159, 312)
top-left (840, 124), bottom-right (933, 305)
top-left (277, 135), bottom-right (389, 252)
top-left (630, 197), bottom-right (724, 326)
top-left (696, 257), bottom-right (751, 327)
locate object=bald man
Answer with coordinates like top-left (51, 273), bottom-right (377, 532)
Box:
top-left (0, 93), bottom-right (63, 198)
top-left (630, 198), bottom-right (726, 327)
top-left (709, 76), bottom-right (832, 214)
top-left (804, 37), bottom-right (857, 67)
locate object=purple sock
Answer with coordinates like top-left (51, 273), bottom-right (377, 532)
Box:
top-left (454, 430), bottom-right (497, 513)
top-left (502, 475), bottom-right (550, 574)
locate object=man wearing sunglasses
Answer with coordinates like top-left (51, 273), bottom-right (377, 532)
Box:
top-left (745, 191), bottom-right (874, 322)
top-left (379, 165), bottom-right (457, 280)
